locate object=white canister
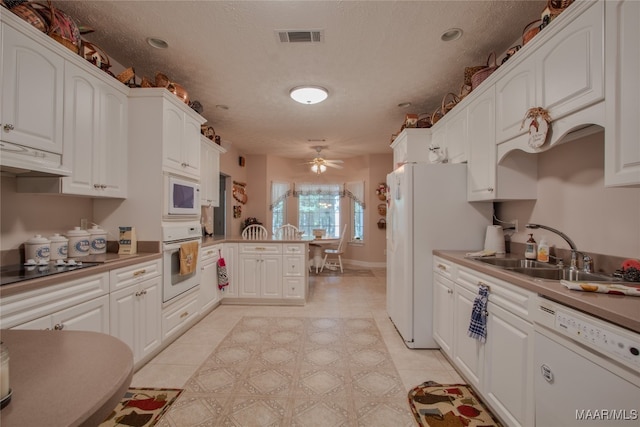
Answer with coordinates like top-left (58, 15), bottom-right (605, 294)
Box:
top-left (48, 233), bottom-right (68, 261)
top-left (24, 235), bottom-right (50, 263)
top-left (66, 227), bottom-right (90, 257)
top-left (89, 225), bottom-right (107, 254)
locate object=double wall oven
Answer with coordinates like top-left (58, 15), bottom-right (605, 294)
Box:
top-left (162, 223), bottom-right (201, 303)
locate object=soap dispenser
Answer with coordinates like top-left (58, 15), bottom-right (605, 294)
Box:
top-left (525, 234), bottom-right (537, 260)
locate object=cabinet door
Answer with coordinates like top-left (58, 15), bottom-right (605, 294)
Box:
top-left (62, 63), bottom-right (99, 195)
top-left (453, 284), bottom-right (484, 389)
top-left (466, 88), bottom-right (496, 201)
top-left (98, 83), bottom-right (128, 197)
top-left (162, 103), bottom-right (185, 174)
top-left (495, 56), bottom-right (536, 144)
top-left (51, 295), bottom-right (109, 334)
top-left (200, 256), bottom-right (220, 312)
top-left (200, 138), bottom-right (213, 205)
top-left (433, 273), bottom-right (455, 357)
top-left (238, 254), bottom-right (260, 298)
top-left (483, 302), bottom-right (534, 427)
top-left (222, 244), bottom-right (238, 297)
top-left (261, 255), bottom-right (282, 298)
top-left (182, 115), bottom-right (201, 178)
top-left (605, 0), bottom-right (640, 186)
top-left (110, 285), bottom-right (138, 357)
top-left (537, 1), bottom-right (604, 120)
top-left (1, 22), bottom-right (64, 153)
top-left (138, 276), bottom-right (162, 360)
top-left (445, 108), bottom-right (467, 163)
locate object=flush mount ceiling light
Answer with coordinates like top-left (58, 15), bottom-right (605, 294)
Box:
top-left (290, 86), bottom-right (328, 104)
top-left (311, 163), bottom-right (327, 174)
top-left (440, 28), bottom-right (463, 42)
top-left (146, 37), bottom-right (169, 49)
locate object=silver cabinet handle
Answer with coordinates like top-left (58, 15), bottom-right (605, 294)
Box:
top-left (447, 289), bottom-right (453, 294)
top-left (54, 323), bottom-right (64, 330)
top-left (3, 124), bottom-right (15, 131)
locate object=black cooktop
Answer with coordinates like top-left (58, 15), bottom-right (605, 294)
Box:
top-left (0, 261), bottom-right (100, 286)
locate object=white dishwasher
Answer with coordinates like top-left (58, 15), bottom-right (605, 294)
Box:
top-left (534, 297), bottom-right (640, 427)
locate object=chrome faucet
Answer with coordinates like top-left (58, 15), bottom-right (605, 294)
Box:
top-left (525, 224), bottom-right (593, 272)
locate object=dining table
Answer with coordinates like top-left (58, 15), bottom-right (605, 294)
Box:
top-left (308, 237), bottom-right (340, 273)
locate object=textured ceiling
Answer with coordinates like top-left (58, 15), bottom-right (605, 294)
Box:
top-left (53, 0), bottom-right (546, 161)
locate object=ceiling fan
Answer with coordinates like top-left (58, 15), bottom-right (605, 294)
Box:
top-left (303, 146), bottom-right (344, 174)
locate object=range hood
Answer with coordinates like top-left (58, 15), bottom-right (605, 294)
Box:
top-left (0, 141), bottom-right (72, 177)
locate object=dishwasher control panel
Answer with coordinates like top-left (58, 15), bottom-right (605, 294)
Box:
top-left (536, 298), bottom-right (640, 372)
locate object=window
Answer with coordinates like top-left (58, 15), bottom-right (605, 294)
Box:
top-left (270, 182), bottom-right (290, 234)
top-left (346, 181), bottom-right (365, 242)
top-left (295, 183), bottom-right (342, 238)
top-left (352, 199), bottom-right (364, 241)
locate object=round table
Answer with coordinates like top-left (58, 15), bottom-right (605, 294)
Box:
top-left (0, 329), bottom-right (133, 427)
top-left (308, 238), bottom-right (339, 273)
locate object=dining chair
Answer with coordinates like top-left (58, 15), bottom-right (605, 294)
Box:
top-left (275, 224), bottom-right (300, 240)
top-left (242, 224), bottom-right (268, 240)
top-left (320, 223), bottom-right (348, 273)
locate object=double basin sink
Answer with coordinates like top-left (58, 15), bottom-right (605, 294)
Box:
top-left (473, 257), bottom-right (620, 282)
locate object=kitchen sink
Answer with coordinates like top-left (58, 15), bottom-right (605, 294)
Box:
top-left (473, 257), bottom-right (557, 269)
top-left (505, 267), bottom-right (621, 282)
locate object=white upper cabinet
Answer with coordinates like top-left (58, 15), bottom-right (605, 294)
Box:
top-left (0, 14), bottom-right (68, 175)
top-left (62, 62), bottom-right (128, 197)
top-left (605, 0), bottom-right (640, 186)
top-left (495, 1), bottom-right (604, 148)
top-left (162, 100), bottom-right (203, 179)
top-left (390, 128), bottom-right (431, 167)
top-left (200, 136), bottom-right (226, 206)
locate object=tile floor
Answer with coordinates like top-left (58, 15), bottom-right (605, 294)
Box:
top-left (131, 268), bottom-right (464, 424)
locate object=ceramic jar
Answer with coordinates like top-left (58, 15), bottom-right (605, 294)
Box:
top-left (88, 225), bottom-right (107, 254)
top-left (66, 227), bottom-right (90, 258)
top-left (24, 235), bottom-right (50, 263)
top-left (48, 233), bottom-right (68, 261)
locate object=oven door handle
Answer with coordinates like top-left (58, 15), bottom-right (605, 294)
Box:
top-left (163, 239), bottom-right (201, 252)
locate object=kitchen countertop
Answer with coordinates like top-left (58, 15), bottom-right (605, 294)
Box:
top-left (434, 250), bottom-right (640, 334)
top-left (0, 252), bottom-right (161, 298)
top-left (0, 329), bottom-right (133, 427)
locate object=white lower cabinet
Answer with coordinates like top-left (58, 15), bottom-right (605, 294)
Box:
top-left (13, 294), bottom-right (109, 333)
top-left (200, 245), bottom-right (222, 313)
top-left (162, 290), bottom-right (200, 343)
top-left (222, 243), bottom-right (238, 297)
top-left (2, 272), bottom-right (109, 330)
top-left (109, 260), bottom-right (162, 365)
top-left (238, 253), bottom-right (282, 298)
top-left (432, 256), bottom-right (535, 427)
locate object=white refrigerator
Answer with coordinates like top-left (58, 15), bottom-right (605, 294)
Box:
top-left (386, 163), bottom-right (491, 348)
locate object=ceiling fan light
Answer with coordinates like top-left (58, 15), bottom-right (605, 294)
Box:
top-left (290, 86), bottom-right (328, 104)
top-left (311, 163), bottom-right (327, 174)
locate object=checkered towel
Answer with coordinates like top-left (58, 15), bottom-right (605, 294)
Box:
top-left (468, 284), bottom-right (489, 342)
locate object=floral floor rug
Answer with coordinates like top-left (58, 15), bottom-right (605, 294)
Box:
top-left (100, 387), bottom-right (183, 427)
top-left (408, 381), bottom-right (502, 427)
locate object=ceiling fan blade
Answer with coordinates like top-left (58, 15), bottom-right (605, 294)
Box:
top-left (325, 163), bottom-right (343, 169)
top-left (324, 159), bottom-right (344, 164)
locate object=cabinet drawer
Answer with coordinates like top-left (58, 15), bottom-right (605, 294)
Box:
top-left (283, 276), bottom-right (305, 299)
top-left (110, 259), bottom-right (162, 292)
top-left (283, 244), bottom-right (305, 255)
top-left (433, 256), bottom-right (456, 281)
top-left (283, 254), bottom-right (306, 276)
top-left (457, 266), bottom-right (535, 320)
top-left (239, 243), bottom-right (282, 255)
top-left (200, 244), bottom-right (222, 264)
top-left (0, 272), bottom-right (109, 329)
top-left (162, 292), bottom-right (200, 342)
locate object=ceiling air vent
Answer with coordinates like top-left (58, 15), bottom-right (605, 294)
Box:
top-left (277, 30), bottom-right (324, 43)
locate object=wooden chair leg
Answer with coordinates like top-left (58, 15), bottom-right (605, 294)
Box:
top-left (338, 255), bottom-right (343, 273)
top-left (320, 254), bottom-right (328, 272)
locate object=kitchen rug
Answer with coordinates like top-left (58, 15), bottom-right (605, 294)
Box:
top-left (408, 381), bottom-right (502, 427)
top-left (100, 387), bottom-right (183, 427)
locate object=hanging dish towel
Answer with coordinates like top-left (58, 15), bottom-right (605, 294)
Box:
top-left (468, 284), bottom-right (489, 342)
top-left (561, 280), bottom-right (640, 297)
top-left (179, 241), bottom-right (199, 275)
top-left (217, 249), bottom-right (229, 291)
